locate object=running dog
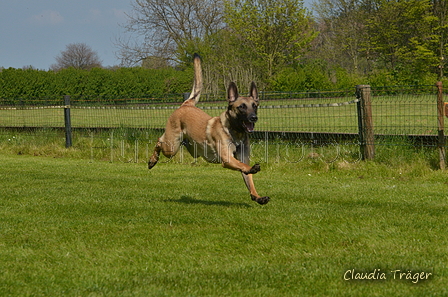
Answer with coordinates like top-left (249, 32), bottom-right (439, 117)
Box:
top-left (148, 54), bottom-right (269, 205)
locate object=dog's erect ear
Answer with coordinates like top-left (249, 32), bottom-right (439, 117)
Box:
top-left (228, 82), bottom-right (239, 103)
top-left (250, 82), bottom-right (258, 103)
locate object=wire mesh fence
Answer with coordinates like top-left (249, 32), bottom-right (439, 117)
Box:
top-left (0, 87), bottom-right (442, 133)
top-left (1, 83), bottom-right (447, 164)
top-left (0, 91), bottom-right (361, 132)
top-left (370, 85), bottom-right (440, 136)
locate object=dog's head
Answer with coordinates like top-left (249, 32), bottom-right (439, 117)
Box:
top-left (227, 82), bottom-right (259, 133)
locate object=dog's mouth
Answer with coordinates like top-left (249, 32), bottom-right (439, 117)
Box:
top-left (243, 121), bottom-right (255, 133)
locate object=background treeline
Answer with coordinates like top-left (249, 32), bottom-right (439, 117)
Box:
top-left (0, 62), bottom-right (366, 101)
top-left (117, 0), bottom-right (447, 94)
top-left (309, 0), bottom-right (447, 87)
top-left (1, 60), bottom-right (444, 102)
top-left (1, 0), bottom-right (447, 101)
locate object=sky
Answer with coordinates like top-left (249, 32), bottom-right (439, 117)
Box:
top-left (0, 0), bottom-right (313, 70)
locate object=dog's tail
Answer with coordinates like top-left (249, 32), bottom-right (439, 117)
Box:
top-left (182, 53), bottom-right (203, 107)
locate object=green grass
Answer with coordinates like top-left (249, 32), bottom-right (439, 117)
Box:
top-left (1, 152), bottom-right (447, 296)
top-left (1, 128), bottom-right (429, 167)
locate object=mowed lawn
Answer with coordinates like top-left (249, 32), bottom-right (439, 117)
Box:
top-left (1, 153), bottom-right (447, 296)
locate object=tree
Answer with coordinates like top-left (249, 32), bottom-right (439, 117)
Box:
top-left (224, 0), bottom-right (317, 79)
top-left (117, 0), bottom-right (225, 66)
top-left (52, 43), bottom-right (102, 71)
top-left (366, 0), bottom-right (439, 83)
top-left (311, 0), bottom-right (446, 84)
top-left (117, 0), bottom-right (318, 91)
top-left (312, 0), bottom-right (368, 74)
top-left (432, 0), bottom-right (448, 79)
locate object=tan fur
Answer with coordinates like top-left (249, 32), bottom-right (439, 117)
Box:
top-left (148, 54), bottom-right (269, 205)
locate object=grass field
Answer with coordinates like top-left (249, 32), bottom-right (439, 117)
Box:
top-left (1, 151), bottom-right (447, 296)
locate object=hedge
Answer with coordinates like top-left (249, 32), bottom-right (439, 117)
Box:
top-left (0, 67), bottom-right (193, 101)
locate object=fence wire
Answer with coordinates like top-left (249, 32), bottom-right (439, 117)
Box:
top-left (370, 85), bottom-right (441, 136)
top-left (0, 86), bottom-right (447, 154)
top-left (0, 90), bottom-right (360, 132)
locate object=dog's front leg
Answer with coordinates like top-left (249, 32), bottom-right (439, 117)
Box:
top-left (216, 139), bottom-right (258, 173)
top-left (232, 141), bottom-right (270, 205)
top-left (216, 139), bottom-right (269, 204)
top-left (220, 156), bottom-right (270, 204)
top-left (221, 156), bottom-right (260, 174)
top-left (241, 173), bottom-right (270, 205)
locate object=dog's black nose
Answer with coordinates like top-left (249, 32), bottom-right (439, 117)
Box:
top-left (249, 114), bottom-right (258, 123)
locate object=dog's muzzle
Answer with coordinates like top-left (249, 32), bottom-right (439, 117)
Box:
top-left (243, 114), bottom-right (258, 133)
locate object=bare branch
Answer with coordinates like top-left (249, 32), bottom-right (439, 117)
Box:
top-left (51, 43), bottom-right (102, 70)
top-left (116, 0), bottom-right (224, 65)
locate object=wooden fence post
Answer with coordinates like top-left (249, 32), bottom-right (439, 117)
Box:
top-left (436, 81), bottom-right (445, 170)
top-left (64, 95), bottom-right (72, 148)
top-left (356, 85), bottom-right (375, 160)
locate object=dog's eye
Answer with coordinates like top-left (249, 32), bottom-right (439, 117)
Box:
top-left (252, 103), bottom-right (258, 110)
top-left (238, 103), bottom-right (247, 110)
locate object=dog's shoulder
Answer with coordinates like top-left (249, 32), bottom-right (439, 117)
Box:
top-left (206, 115), bottom-right (224, 132)
top-left (205, 114), bottom-right (230, 140)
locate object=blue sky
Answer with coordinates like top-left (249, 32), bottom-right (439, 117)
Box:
top-left (0, 0), bottom-right (129, 69)
top-left (0, 0), bottom-right (313, 70)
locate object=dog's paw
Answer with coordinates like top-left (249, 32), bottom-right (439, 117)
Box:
top-left (244, 163), bottom-right (261, 175)
top-left (251, 195), bottom-right (270, 205)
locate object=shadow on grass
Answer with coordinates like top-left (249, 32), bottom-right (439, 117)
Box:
top-left (166, 196), bottom-right (252, 208)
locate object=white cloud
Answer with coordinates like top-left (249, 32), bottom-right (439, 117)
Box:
top-left (30, 10), bottom-right (64, 25)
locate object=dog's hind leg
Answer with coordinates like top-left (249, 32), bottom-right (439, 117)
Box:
top-left (148, 133), bottom-right (182, 169)
top-left (148, 137), bottom-right (163, 169)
